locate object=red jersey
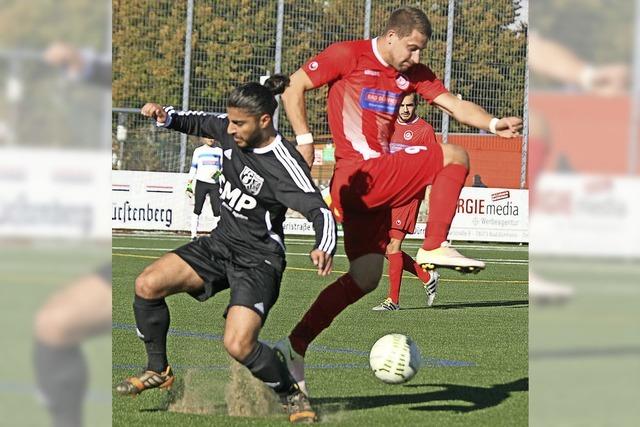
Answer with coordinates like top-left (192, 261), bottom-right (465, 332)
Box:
top-left (389, 116), bottom-right (437, 154)
top-left (303, 38), bottom-right (447, 162)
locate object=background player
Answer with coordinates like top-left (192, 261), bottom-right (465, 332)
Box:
top-left (186, 137), bottom-right (223, 239)
top-left (372, 93), bottom-right (439, 311)
top-left (278, 6), bottom-right (522, 394)
top-left (115, 75), bottom-right (336, 424)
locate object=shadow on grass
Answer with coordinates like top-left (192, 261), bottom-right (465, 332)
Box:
top-left (401, 300), bottom-right (528, 311)
top-left (314, 377), bottom-right (527, 414)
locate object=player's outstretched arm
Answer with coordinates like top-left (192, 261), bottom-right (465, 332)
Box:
top-left (281, 69), bottom-right (316, 168)
top-left (141, 104), bottom-right (227, 141)
top-left (433, 92), bottom-right (522, 138)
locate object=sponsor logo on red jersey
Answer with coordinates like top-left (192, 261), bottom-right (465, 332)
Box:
top-left (359, 88), bottom-right (401, 114)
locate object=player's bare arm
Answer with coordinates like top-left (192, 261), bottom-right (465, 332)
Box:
top-left (310, 249), bottom-right (333, 277)
top-left (141, 102), bottom-right (167, 123)
top-left (433, 92), bottom-right (523, 138)
top-left (281, 69), bottom-right (316, 168)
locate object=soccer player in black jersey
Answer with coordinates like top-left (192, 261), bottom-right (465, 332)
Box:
top-left (115, 75), bottom-right (335, 424)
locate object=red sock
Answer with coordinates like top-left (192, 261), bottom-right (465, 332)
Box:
top-left (401, 251), bottom-right (431, 283)
top-left (289, 274), bottom-right (366, 356)
top-left (386, 252), bottom-right (403, 304)
top-left (423, 163), bottom-right (468, 250)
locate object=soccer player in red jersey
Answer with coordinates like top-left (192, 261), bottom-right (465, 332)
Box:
top-left (277, 6), bottom-right (522, 395)
top-left (372, 93), bottom-right (440, 311)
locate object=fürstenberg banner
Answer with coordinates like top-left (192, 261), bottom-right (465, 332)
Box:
top-left (113, 171), bottom-right (528, 243)
top-left (112, 170), bottom-right (217, 232)
top-left (1, 148), bottom-right (111, 239)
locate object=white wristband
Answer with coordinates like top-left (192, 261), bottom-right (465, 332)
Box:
top-left (489, 117), bottom-right (499, 134)
top-left (579, 65), bottom-right (596, 90)
top-left (296, 133), bottom-right (314, 145)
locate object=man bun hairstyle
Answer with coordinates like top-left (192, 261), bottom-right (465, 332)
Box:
top-left (263, 74), bottom-right (290, 97)
top-left (383, 6), bottom-right (432, 39)
top-left (227, 73), bottom-right (290, 117)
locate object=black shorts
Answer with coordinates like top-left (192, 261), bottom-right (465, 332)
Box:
top-left (172, 236), bottom-right (283, 323)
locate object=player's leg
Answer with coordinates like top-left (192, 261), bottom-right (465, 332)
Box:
top-left (208, 182), bottom-right (221, 228)
top-left (226, 262), bottom-right (316, 422)
top-left (224, 306), bottom-right (296, 391)
top-left (281, 212), bottom-right (386, 393)
top-left (416, 143), bottom-right (485, 271)
top-left (287, 209), bottom-right (386, 356)
top-left (116, 251), bottom-right (205, 395)
top-left (372, 235), bottom-right (403, 310)
top-left (191, 180), bottom-right (206, 239)
top-left (279, 252), bottom-right (381, 396)
top-left (390, 199), bottom-right (440, 305)
top-left (225, 306), bottom-right (315, 423)
top-left (422, 142), bottom-right (469, 249)
top-left (34, 267), bottom-right (112, 427)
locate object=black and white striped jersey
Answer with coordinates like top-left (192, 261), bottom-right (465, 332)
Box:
top-left (160, 107), bottom-right (336, 269)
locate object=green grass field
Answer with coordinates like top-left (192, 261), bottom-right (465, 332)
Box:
top-left (112, 234), bottom-right (528, 426)
top-left (529, 256), bottom-right (640, 427)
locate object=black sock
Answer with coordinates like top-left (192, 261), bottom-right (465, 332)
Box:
top-left (34, 341), bottom-right (87, 427)
top-left (133, 295), bottom-right (170, 372)
top-left (240, 342), bottom-right (295, 394)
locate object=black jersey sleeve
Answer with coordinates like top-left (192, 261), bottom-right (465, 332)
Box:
top-left (160, 107), bottom-right (229, 143)
top-left (271, 142), bottom-right (337, 255)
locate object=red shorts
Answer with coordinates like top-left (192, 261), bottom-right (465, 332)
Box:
top-left (389, 198), bottom-right (422, 240)
top-left (330, 145), bottom-right (443, 260)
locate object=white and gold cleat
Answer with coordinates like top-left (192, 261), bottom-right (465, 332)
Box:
top-left (416, 242), bottom-right (485, 273)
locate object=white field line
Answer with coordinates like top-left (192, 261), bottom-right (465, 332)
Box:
top-left (271, 238), bottom-right (527, 251)
top-left (113, 234), bottom-right (528, 252)
top-left (112, 246), bottom-right (528, 265)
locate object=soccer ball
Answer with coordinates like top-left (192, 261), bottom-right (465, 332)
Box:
top-left (369, 333), bottom-right (421, 384)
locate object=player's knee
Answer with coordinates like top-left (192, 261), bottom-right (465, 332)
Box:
top-left (34, 304), bottom-right (74, 345)
top-left (442, 144), bottom-right (469, 168)
top-left (385, 240), bottom-right (401, 255)
top-left (223, 333), bottom-right (253, 361)
top-left (134, 271), bottom-right (162, 299)
top-left (349, 271), bottom-right (380, 293)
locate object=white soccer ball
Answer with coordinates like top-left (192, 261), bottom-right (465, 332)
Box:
top-left (369, 333), bottom-right (421, 384)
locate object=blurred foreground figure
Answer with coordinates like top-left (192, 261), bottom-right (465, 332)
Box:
top-left (528, 33), bottom-right (628, 304)
top-left (31, 43), bottom-right (111, 427)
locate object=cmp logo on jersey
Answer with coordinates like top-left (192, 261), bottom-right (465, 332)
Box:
top-left (239, 166), bottom-right (264, 195)
top-left (403, 130), bottom-right (414, 140)
top-left (219, 174), bottom-right (257, 214)
top-left (308, 61), bottom-right (319, 71)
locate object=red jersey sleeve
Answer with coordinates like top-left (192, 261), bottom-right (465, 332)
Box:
top-left (407, 64), bottom-right (449, 103)
top-left (302, 41), bottom-right (357, 88)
